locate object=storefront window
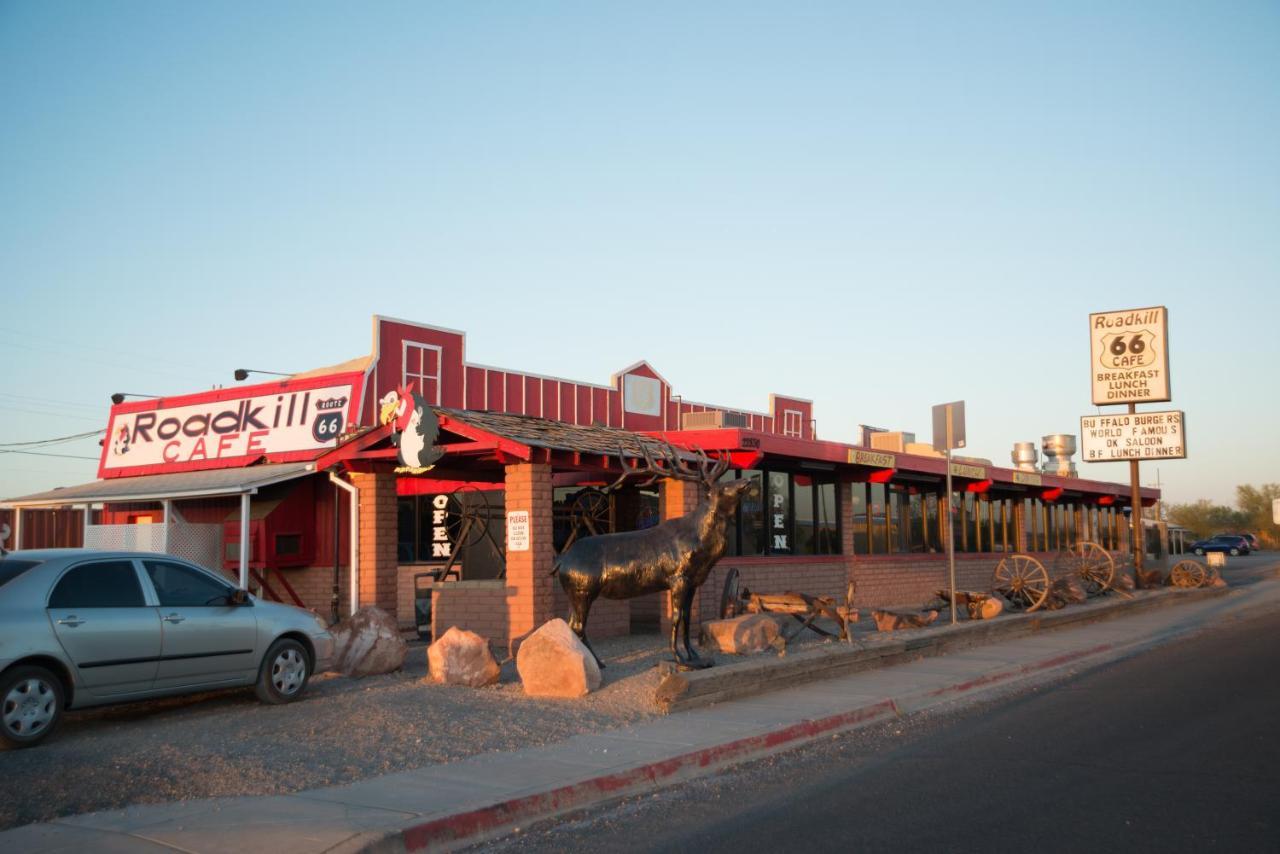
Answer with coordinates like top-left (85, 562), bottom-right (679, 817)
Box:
top-left (960, 493), bottom-right (975, 553)
top-left (794, 475), bottom-right (815, 555)
top-left (925, 492), bottom-right (940, 553)
top-left (908, 493), bottom-right (925, 553)
top-left (869, 483), bottom-right (888, 554)
top-left (739, 469), bottom-right (766, 556)
top-left (851, 483), bottom-right (869, 554)
top-left (396, 491), bottom-right (505, 578)
top-left (815, 480), bottom-right (838, 554)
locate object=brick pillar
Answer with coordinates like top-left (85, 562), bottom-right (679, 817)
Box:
top-left (504, 462), bottom-right (555, 640)
top-left (658, 477), bottom-right (704, 634)
top-left (350, 470), bottom-right (398, 616)
top-left (1013, 499), bottom-right (1028, 553)
top-left (839, 480), bottom-right (857, 604)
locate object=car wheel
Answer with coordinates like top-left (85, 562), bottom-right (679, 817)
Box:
top-left (255, 638), bottom-right (311, 704)
top-left (1, 665), bottom-right (64, 749)
top-left (1194, 548), bottom-right (1204, 556)
top-left (1230, 548), bottom-right (1240, 556)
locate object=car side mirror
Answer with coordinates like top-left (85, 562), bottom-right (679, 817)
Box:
top-left (229, 588), bottom-right (251, 606)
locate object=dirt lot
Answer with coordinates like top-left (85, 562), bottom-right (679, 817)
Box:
top-left (0, 632), bottom-right (676, 830)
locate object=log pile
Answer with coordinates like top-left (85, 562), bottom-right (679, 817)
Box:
top-left (933, 589), bottom-right (1007, 621)
top-left (871, 609), bottom-right (939, 632)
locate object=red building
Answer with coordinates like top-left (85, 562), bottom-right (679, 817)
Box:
top-left (4, 315), bottom-right (1156, 642)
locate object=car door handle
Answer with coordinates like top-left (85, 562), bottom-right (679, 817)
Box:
top-left (162, 613), bottom-right (185, 624)
top-left (56, 616), bottom-right (85, 628)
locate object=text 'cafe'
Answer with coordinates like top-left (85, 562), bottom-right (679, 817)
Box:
top-left (4, 315), bottom-right (1157, 643)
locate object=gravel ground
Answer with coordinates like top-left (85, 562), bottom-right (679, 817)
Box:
top-left (0, 632), bottom-right (676, 830)
top-left (0, 609), bottom-right (983, 830)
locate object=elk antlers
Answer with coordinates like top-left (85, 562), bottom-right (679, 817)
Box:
top-left (605, 439), bottom-right (730, 492)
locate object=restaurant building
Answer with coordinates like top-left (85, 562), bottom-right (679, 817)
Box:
top-left (3, 315), bottom-right (1157, 642)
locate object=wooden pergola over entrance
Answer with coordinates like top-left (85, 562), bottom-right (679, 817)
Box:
top-left (315, 409), bottom-right (718, 642)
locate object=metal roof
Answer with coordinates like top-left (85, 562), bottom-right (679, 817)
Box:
top-left (1, 462), bottom-right (316, 508)
top-left (438, 408), bottom-right (704, 461)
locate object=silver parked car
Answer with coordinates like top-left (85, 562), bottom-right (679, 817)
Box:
top-left (0, 549), bottom-right (334, 748)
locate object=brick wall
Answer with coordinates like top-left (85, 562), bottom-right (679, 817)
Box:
top-left (432, 581), bottom-right (513, 644)
top-left (277, 564), bottom-right (350, 619)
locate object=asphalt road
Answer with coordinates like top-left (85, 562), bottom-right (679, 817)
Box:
top-left (484, 586), bottom-right (1280, 853)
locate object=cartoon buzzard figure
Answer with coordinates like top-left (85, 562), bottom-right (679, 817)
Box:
top-left (111, 425), bottom-right (131, 457)
top-left (379, 382), bottom-right (442, 473)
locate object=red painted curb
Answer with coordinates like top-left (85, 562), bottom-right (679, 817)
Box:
top-left (397, 641), bottom-right (1122, 852)
top-left (924, 643), bottom-right (1115, 698)
top-left (400, 699), bottom-right (899, 851)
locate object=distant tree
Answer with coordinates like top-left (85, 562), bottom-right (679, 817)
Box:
top-left (1166, 499), bottom-right (1245, 540)
top-left (1235, 483), bottom-right (1280, 548)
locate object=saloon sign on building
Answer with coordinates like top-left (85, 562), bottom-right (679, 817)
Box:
top-left (1089, 306), bottom-right (1171, 405)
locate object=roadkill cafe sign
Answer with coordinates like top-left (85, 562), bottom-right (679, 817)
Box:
top-left (1089, 306), bottom-right (1170, 404)
top-left (1080, 410), bottom-right (1186, 462)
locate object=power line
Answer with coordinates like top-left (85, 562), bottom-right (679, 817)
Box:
top-left (0, 429), bottom-right (105, 448)
top-left (0, 449), bottom-right (100, 460)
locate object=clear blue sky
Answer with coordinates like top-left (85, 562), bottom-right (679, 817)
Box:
top-left (2, 1), bottom-right (1277, 507)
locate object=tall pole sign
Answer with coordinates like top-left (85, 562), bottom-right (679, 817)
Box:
top-left (1086, 306), bottom-right (1172, 575)
top-left (932, 401), bottom-right (965, 625)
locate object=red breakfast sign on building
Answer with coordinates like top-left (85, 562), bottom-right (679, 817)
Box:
top-left (1089, 306), bottom-right (1170, 405)
top-left (99, 372), bottom-right (365, 478)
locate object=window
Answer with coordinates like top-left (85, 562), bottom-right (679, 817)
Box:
top-left (402, 342), bottom-right (442, 405)
top-left (925, 493), bottom-right (940, 553)
top-left (814, 480), bottom-right (838, 554)
top-left (720, 468), bottom-right (839, 556)
top-left (739, 470), bottom-right (767, 555)
top-left (907, 492), bottom-right (925, 553)
top-left (794, 475), bottom-right (815, 554)
top-left (144, 560), bottom-right (234, 607)
top-left (782, 410), bottom-right (803, 438)
top-left (396, 492), bottom-right (506, 578)
top-left (48, 561), bottom-right (145, 609)
top-left (275, 533), bottom-right (303, 556)
top-left (793, 474), bottom-right (839, 555)
top-left (869, 483), bottom-right (888, 554)
top-left (0, 558), bottom-right (43, 590)
top-left (850, 483), bottom-right (869, 554)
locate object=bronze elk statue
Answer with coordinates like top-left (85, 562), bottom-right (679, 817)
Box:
top-left (551, 441), bottom-right (755, 670)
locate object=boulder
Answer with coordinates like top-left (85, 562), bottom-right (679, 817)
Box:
top-left (1050, 576), bottom-right (1088, 606)
top-left (516, 618), bottom-right (602, 698)
top-left (330, 606), bottom-right (407, 677)
top-left (700, 614), bottom-right (782, 655)
top-left (1113, 571), bottom-right (1136, 592)
top-left (871, 609), bottom-right (939, 632)
top-left (428, 626), bottom-right (500, 687)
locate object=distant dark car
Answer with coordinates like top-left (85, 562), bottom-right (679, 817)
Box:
top-left (1190, 535), bottom-right (1250, 556)
top-left (1211, 532), bottom-right (1261, 551)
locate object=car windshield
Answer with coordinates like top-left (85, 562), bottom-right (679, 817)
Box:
top-left (0, 558), bottom-right (44, 590)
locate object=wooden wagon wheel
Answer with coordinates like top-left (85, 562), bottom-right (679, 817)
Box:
top-left (559, 488), bottom-right (613, 552)
top-left (1063, 541), bottom-right (1116, 595)
top-left (993, 554), bottom-right (1051, 612)
top-left (1170, 559), bottom-right (1207, 589)
top-left (445, 485), bottom-right (492, 549)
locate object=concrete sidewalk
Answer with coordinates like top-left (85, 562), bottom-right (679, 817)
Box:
top-left (6, 575), bottom-right (1280, 854)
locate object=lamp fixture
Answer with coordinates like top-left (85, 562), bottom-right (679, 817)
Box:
top-left (234, 368), bottom-right (293, 381)
top-left (111, 392), bottom-right (160, 405)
